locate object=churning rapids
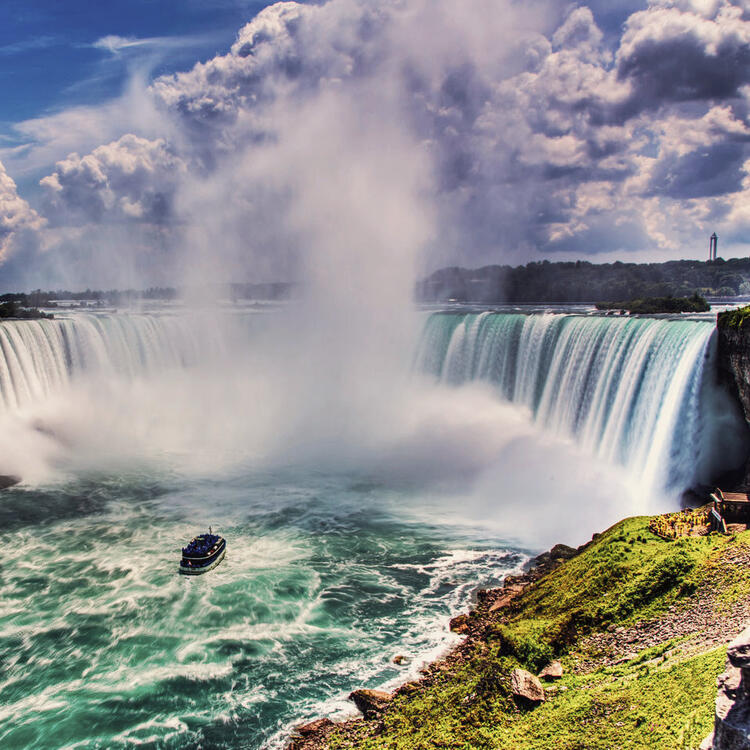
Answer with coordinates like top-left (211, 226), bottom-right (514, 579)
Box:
top-left (0, 308), bottom-right (746, 749)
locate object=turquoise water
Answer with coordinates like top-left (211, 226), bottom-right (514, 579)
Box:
top-left (0, 469), bottom-right (521, 749)
top-left (1, 308), bottom-right (746, 749)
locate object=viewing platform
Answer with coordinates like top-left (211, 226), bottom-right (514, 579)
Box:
top-left (712, 488), bottom-right (750, 524)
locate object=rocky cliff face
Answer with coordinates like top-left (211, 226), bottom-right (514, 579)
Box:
top-left (717, 323), bottom-right (750, 427)
top-left (715, 319), bottom-right (750, 488)
top-left (702, 625), bottom-right (750, 750)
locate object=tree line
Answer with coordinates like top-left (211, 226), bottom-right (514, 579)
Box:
top-left (416, 257), bottom-right (750, 304)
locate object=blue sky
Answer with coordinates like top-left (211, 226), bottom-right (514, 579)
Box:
top-left (0, 0), bottom-right (272, 139)
top-left (1, 0), bottom-right (750, 291)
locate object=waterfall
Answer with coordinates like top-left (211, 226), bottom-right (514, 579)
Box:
top-left (0, 312), bottom-right (220, 410)
top-left (415, 311), bottom-right (745, 493)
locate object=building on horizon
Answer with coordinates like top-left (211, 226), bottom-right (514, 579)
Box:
top-left (709, 232), bottom-right (718, 261)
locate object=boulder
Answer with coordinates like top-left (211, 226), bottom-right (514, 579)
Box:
top-left (291, 718), bottom-right (335, 738)
top-left (539, 660), bottom-right (563, 680)
top-left (349, 689), bottom-right (392, 719)
top-left (393, 654), bottom-right (408, 665)
top-left (510, 668), bottom-right (545, 705)
top-left (396, 681), bottom-right (422, 696)
top-left (549, 543), bottom-right (577, 560)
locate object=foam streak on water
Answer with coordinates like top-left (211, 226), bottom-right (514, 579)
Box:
top-left (0, 475), bottom-right (523, 749)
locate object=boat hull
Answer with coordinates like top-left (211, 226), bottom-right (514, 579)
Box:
top-left (179, 542), bottom-right (226, 575)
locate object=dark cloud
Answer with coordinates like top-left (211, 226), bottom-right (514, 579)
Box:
top-left (615, 6), bottom-right (750, 117)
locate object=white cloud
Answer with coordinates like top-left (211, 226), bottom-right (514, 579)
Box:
top-left (6, 0), bottom-right (750, 284)
top-left (40, 134), bottom-right (187, 225)
top-left (0, 160), bottom-right (45, 262)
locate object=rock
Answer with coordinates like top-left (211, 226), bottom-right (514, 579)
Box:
top-left (349, 689), bottom-right (392, 719)
top-left (549, 543), bottom-right (577, 560)
top-left (396, 681), bottom-right (421, 696)
top-left (393, 654), bottom-right (409, 665)
top-left (476, 588), bottom-right (491, 605)
top-left (489, 591), bottom-right (519, 612)
top-left (291, 718), bottom-right (335, 738)
top-left (0, 475), bottom-right (20, 490)
top-left (510, 668), bottom-right (545, 705)
top-left (450, 614), bottom-right (471, 633)
top-left (728, 625), bottom-right (750, 669)
top-left (704, 625), bottom-right (750, 749)
top-left (539, 660), bottom-right (563, 680)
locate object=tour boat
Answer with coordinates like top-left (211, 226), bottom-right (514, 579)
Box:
top-left (179, 529), bottom-right (226, 575)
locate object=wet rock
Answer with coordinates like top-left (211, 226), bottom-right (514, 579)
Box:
top-left (393, 654), bottom-right (408, 665)
top-left (349, 689), bottom-right (392, 719)
top-left (0, 475), bottom-right (20, 490)
top-left (291, 718), bottom-right (335, 738)
top-left (288, 718), bottom-right (336, 749)
top-left (539, 660), bottom-right (563, 680)
top-left (510, 668), bottom-right (545, 705)
top-left (450, 614), bottom-right (471, 633)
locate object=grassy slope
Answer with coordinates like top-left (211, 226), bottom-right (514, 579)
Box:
top-left (327, 516), bottom-right (750, 750)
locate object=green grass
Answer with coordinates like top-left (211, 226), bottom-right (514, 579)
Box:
top-left (718, 305), bottom-right (750, 328)
top-left (331, 646), bottom-right (724, 750)
top-left (505, 517), bottom-right (725, 653)
top-left (325, 516), bottom-right (739, 750)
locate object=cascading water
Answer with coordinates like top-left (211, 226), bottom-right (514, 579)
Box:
top-left (0, 312), bottom-right (232, 410)
top-left (414, 311), bottom-right (746, 494)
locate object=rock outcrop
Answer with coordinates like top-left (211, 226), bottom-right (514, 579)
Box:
top-left (717, 323), bottom-right (750, 427)
top-left (716, 319), bottom-right (750, 487)
top-left (539, 660), bottom-right (563, 680)
top-left (348, 689), bottom-right (392, 719)
top-left (510, 668), bottom-right (545, 705)
top-left (288, 719), bottom-right (336, 750)
top-left (703, 625), bottom-right (750, 749)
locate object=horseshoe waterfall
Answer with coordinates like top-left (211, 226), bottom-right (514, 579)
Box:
top-left (414, 311), bottom-right (747, 496)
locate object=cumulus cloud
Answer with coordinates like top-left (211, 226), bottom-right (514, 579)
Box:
top-left (0, 160), bottom-right (44, 262)
top-left (4, 0), bottom-right (750, 286)
top-left (616, 3), bottom-right (750, 115)
top-left (40, 134), bottom-right (187, 225)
